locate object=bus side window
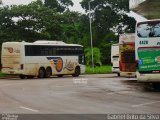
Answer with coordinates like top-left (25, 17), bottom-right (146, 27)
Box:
top-left (25, 46), bottom-right (30, 56)
top-left (56, 47), bottom-right (60, 55)
top-left (68, 47), bottom-right (72, 55)
top-left (40, 46), bottom-right (46, 56)
top-left (51, 47), bottom-right (56, 56)
top-left (25, 45), bottom-right (37, 56)
top-left (48, 47), bottom-right (52, 56)
top-left (63, 47), bottom-right (68, 55)
top-left (79, 54), bottom-right (85, 65)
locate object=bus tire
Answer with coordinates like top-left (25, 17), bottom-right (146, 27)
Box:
top-left (152, 83), bottom-right (160, 89)
top-left (27, 75), bottom-right (34, 79)
top-left (72, 66), bottom-right (80, 77)
top-left (19, 75), bottom-right (25, 79)
top-left (117, 73), bottom-right (120, 76)
top-left (57, 75), bottom-right (63, 77)
top-left (45, 67), bottom-right (52, 78)
top-left (38, 67), bottom-right (45, 78)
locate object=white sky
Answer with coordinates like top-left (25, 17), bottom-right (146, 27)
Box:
top-left (2, 0), bottom-right (85, 13)
top-left (2, 0), bottom-right (145, 21)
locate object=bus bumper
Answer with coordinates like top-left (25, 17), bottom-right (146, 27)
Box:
top-left (112, 67), bottom-right (119, 73)
top-left (120, 71), bottom-right (136, 77)
top-left (1, 69), bottom-right (24, 75)
top-left (137, 72), bottom-right (160, 82)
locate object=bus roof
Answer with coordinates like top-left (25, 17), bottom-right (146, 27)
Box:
top-left (137, 19), bottom-right (160, 24)
top-left (112, 43), bottom-right (119, 46)
top-left (3, 41), bottom-right (83, 47)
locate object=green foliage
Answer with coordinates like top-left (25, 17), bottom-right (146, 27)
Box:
top-left (61, 11), bottom-right (90, 46)
top-left (44, 0), bottom-right (73, 12)
top-left (85, 47), bottom-right (102, 66)
top-left (98, 33), bottom-right (118, 64)
top-left (81, 0), bottom-right (136, 35)
top-left (81, 0), bottom-right (129, 13)
top-left (0, 0), bottom-right (63, 42)
top-left (81, 0), bottom-right (136, 64)
top-left (86, 65), bottom-right (112, 74)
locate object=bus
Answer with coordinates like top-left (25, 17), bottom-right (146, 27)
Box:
top-left (136, 19), bottom-right (160, 82)
top-left (119, 33), bottom-right (136, 77)
top-left (1, 41), bottom-right (85, 79)
top-left (111, 44), bottom-right (120, 76)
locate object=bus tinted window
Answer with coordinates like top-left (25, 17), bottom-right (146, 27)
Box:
top-left (25, 45), bottom-right (40, 56)
top-left (121, 52), bottom-right (135, 63)
top-left (25, 45), bottom-right (83, 56)
top-left (137, 21), bottom-right (160, 38)
top-left (113, 56), bottom-right (119, 61)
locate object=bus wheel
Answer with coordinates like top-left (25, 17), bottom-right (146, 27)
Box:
top-left (38, 67), bottom-right (45, 78)
top-left (152, 83), bottom-right (160, 89)
top-left (57, 75), bottom-right (63, 77)
top-left (72, 66), bottom-right (80, 77)
top-left (27, 75), bottom-right (34, 79)
top-left (117, 73), bottom-right (120, 76)
top-left (45, 67), bottom-right (52, 78)
top-left (19, 75), bottom-right (25, 79)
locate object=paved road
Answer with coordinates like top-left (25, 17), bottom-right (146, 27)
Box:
top-left (0, 74), bottom-right (160, 114)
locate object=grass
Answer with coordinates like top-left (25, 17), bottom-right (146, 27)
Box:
top-left (85, 65), bottom-right (112, 74)
top-left (0, 72), bottom-right (9, 77)
top-left (0, 72), bottom-right (17, 78)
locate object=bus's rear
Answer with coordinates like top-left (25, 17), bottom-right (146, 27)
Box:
top-left (1, 42), bottom-right (24, 75)
top-left (111, 44), bottom-right (120, 76)
top-left (119, 34), bottom-right (136, 77)
top-left (136, 19), bottom-right (160, 82)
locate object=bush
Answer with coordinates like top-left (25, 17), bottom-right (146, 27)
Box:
top-left (85, 47), bottom-right (102, 66)
top-left (85, 65), bottom-right (112, 74)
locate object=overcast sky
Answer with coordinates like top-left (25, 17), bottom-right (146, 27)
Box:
top-left (2, 0), bottom-right (146, 21)
top-left (2, 0), bottom-right (85, 13)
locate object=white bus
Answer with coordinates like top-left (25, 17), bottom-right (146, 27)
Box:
top-left (135, 19), bottom-right (160, 82)
top-left (111, 44), bottom-right (120, 76)
top-left (119, 33), bottom-right (136, 77)
top-left (1, 41), bottom-right (85, 79)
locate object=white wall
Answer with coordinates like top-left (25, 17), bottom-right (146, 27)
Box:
top-left (129, 0), bottom-right (146, 9)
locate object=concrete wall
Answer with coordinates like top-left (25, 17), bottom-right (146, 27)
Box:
top-left (129, 0), bottom-right (146, 9)
top-left (130, 0), bottom-right (160, 19)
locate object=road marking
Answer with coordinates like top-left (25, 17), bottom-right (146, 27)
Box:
top-left (132, 101), bottom-right (160, 108)
top-left (20, 106), bottom-right (39, 113)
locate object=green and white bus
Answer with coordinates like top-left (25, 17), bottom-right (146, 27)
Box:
top-left (135, 19), bottom-right (160, 82)
top-left (1, 41), bottom-right (85, 79)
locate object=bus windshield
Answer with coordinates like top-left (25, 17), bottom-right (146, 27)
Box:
top-left (121, 52), bottom-right (135, 63)
top-left (137, 21), bottom-right (160, 38)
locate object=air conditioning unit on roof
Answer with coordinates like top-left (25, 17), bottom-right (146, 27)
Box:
top-left (34, 40), bottom-right (66, 45)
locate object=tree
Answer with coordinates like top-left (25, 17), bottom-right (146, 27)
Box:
top-left (85, 47), bottom-right (102, 66)
top-left (44, 0), bottom-right (73, 12)
top-left (0, 0), bottom-right (63, 42)
top-left (81, 0), bottom-right (136, 36)
top-left (60, 11), bottom-right (90, 46)
top-left (81, 0), bottom-right (136, 64)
